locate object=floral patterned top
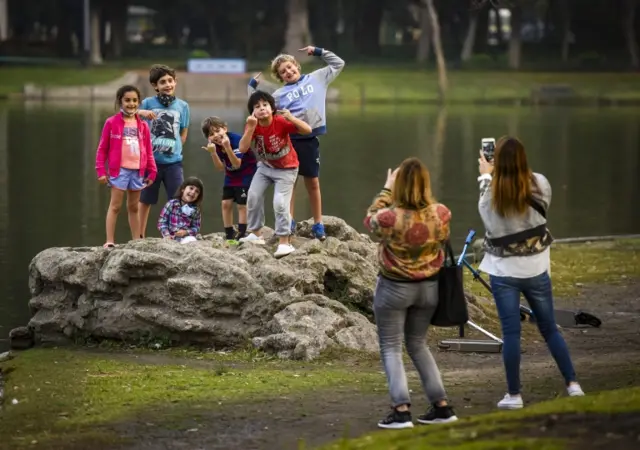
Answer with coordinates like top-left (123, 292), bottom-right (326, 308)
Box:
top-left (364, 188), bottom-right (452, 281)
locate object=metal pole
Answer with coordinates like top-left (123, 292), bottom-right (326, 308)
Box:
top-left (467, 320), bottom-right (503, 343)
top-left (82, 0), bottom-right (91, 66)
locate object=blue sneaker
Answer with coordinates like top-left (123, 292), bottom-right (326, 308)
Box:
top-left (311, 222), bottom-right (326, 241)
top-left (290, 219), bottom-right (297, 234)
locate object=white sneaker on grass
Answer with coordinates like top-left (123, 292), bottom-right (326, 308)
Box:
top-left (274, 244), bottom-right (295, 258)
top-left (567, 383), bottom-right (585, 397)
top-left (497, 394), bottom-right (524, 410)
top-left (238, 233), bottom-right (265, 245)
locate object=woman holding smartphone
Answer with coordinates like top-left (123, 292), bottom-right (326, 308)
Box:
top-left (477, 136), bottom-right (584, 410)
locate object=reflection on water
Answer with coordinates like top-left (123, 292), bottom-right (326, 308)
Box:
top-left (1, 102), bottom-right (639, 349)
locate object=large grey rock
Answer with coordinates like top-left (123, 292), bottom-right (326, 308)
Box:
top-left (20, 216), bottom-right (384, 360)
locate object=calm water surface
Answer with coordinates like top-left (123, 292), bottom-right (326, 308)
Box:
top-left (1, 102), bottom-right (639, 350)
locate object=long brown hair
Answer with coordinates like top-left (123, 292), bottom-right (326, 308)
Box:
top-left (392, 157), bottom-right (436, 209)
top-left (491, 136), bottom-right (537, 217)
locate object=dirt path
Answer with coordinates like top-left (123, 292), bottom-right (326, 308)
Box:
top-left (100, 282), bottom-right (640, 450)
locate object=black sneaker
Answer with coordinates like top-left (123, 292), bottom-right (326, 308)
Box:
top-left (378, 409), bottom-right (414, 429)
top-left (417, 404), bottom-right (458, 424)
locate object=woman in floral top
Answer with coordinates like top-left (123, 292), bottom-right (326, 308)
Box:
top-left (364, 157), bottom-right (457, 430)
top-left (157, 177), bottom-right (204, 243)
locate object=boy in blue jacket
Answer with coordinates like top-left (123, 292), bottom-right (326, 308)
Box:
top-left (248, 45), bottom-right (345, 241)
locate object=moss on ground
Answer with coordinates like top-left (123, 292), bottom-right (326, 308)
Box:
top-left (1, 240), bottom-right (638, 449)
top-left (0, 348), bottom-right (386, 449)
top-left (319, 387), bottom-right (640, 450)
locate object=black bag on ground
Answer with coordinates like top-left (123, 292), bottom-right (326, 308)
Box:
top-left (431, 240), bottom-right (469, 327)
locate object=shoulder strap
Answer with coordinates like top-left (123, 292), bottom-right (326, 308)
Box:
top-left (528, 197), bottom-right (547, 219)
top-left (443, 240), bottom-right (456, 266)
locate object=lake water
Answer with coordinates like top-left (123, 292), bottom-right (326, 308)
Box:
top-left (1, 102), bottom-right (639, 350)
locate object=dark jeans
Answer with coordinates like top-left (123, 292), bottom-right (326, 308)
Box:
top-left (140, 161), bottom-right (184, 205)
top-left (490, 271), bottom-right (577, 395)
top-left (374, 275), bottom-right (448, 407)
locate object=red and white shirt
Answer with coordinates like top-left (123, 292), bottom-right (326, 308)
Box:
top-left (249, 115), bottom-right (299, 169)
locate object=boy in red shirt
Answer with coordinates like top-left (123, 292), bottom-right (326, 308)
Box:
top-left (238, 91), bottom-right (312, 258)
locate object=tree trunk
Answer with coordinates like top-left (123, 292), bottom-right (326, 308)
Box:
top-left (461, 11), bottom-right (478, 62)
top-left (90, 2), bottom-right (103, 65)
top-left (282, 0), bottom-right (312, 61)
top-left (355, 0), bottom-right (383, 57)
top-left (54, 0), bottom-right (74, 57)
top-left (425, 0), bottom-right (447, 102)
top-left (108, 0), bottom-right (127, 59)
top-left (623, 0), bottom-right (639, 69)
top-left (416, 2), bottom-right (431, 63)
top-left (0, 0), bottom-right (8, 41)
top-left (560, 0), bottom-right (571, 62)
top-left (508, 5), bottom-right (522, 70)
top-left (474, 5), bottom-right (489, 54)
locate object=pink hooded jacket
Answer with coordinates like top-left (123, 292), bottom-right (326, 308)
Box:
top-left (95, 113), bottom-right (158, 181)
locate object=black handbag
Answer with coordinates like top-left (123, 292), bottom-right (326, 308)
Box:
top-left (431, 240), bottom-right (469, 327)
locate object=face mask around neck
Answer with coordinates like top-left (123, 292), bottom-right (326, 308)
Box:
top-left (157, 93), bottom-right (175, 107)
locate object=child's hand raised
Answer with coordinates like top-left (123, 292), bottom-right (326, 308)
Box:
top-left (219, 134), bottom-right (231, 148)
top-left (246, 114), bottom-right (258, 127)
top-left (252, 72), bottom-right (262, 83)
top-left (276, 109), bottom-right (293, 121)
top-left (299, 46), bottom-right (317, 56)
top-left (201, 141), bottom-right (217, 153)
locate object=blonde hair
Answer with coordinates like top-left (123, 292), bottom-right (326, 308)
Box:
top-left (392, 157), bottom-right (436, 209)
top-left (270, 54), bottom-right (301, 82)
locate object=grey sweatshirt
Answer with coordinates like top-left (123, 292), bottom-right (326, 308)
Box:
top-left (478, 172), bottom-right (554, 257)
top-left (247, 48), bottom-right (345, 138)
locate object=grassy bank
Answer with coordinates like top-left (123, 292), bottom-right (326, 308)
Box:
top-left (1, 348), bottom-right (638, 450)
top-left (0, 348), bottom-right (385, 449)
top-left (2, 63), bottom-right (640, 103)
top-left (464, 238), bottom-right (640, 299)
top-left (1, 239), bottom-right (638, 449)
top-left (319, 387), bottom-right (640, 450)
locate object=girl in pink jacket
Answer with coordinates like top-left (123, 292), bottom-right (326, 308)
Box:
top-left (95, 85), bottom-right (157, 248)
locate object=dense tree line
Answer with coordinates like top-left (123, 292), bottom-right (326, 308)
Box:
top-left (2, 0), bottom-right (638, 70)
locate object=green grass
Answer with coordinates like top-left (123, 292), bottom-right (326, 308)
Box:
top-left (0, 66), bottom-right (125, 97)
top-left (319, 387), bottom-right (640, 450)
top-left (464, 238), bottom-right (640, 299)
top-left (3, 63), bottom-right (640, 102)
top-left (330, 68), bottom-right (640, 103)
top-left (0, 348), bottom-right (385, 449)
top-left (1, 239), bottom-right (638, 448)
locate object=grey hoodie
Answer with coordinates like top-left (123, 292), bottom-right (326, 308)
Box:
top-left (478, 172), bottom-right (554, 257)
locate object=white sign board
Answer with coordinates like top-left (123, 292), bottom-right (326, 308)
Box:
top-left (187, 58), bottom-right (246, 74)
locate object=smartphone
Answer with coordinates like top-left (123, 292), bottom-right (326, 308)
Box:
top-left (481, 138), bottom-right (496, 162)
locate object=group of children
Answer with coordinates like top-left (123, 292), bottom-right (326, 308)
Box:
top-left (95, 46), bottom-right (345, 257)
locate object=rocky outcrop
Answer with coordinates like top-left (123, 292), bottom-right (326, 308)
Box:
top-left (21, 217), bottom-right (383, 360)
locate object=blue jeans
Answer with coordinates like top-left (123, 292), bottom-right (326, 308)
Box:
top-left (491, 272), bottom-right (577, 395)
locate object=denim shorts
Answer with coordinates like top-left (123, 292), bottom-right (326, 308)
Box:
top-left (108, 168), bottom-right (145, 191)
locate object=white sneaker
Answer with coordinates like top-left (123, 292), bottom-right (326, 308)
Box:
top-left (238, 233), bottom-right (265, 245)
top-left (567, 383), bottom-right (585, 397)
top-left (497, 394), bottom-right (524, 410)
top-left (274, 244), bottom-right (295, 258)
